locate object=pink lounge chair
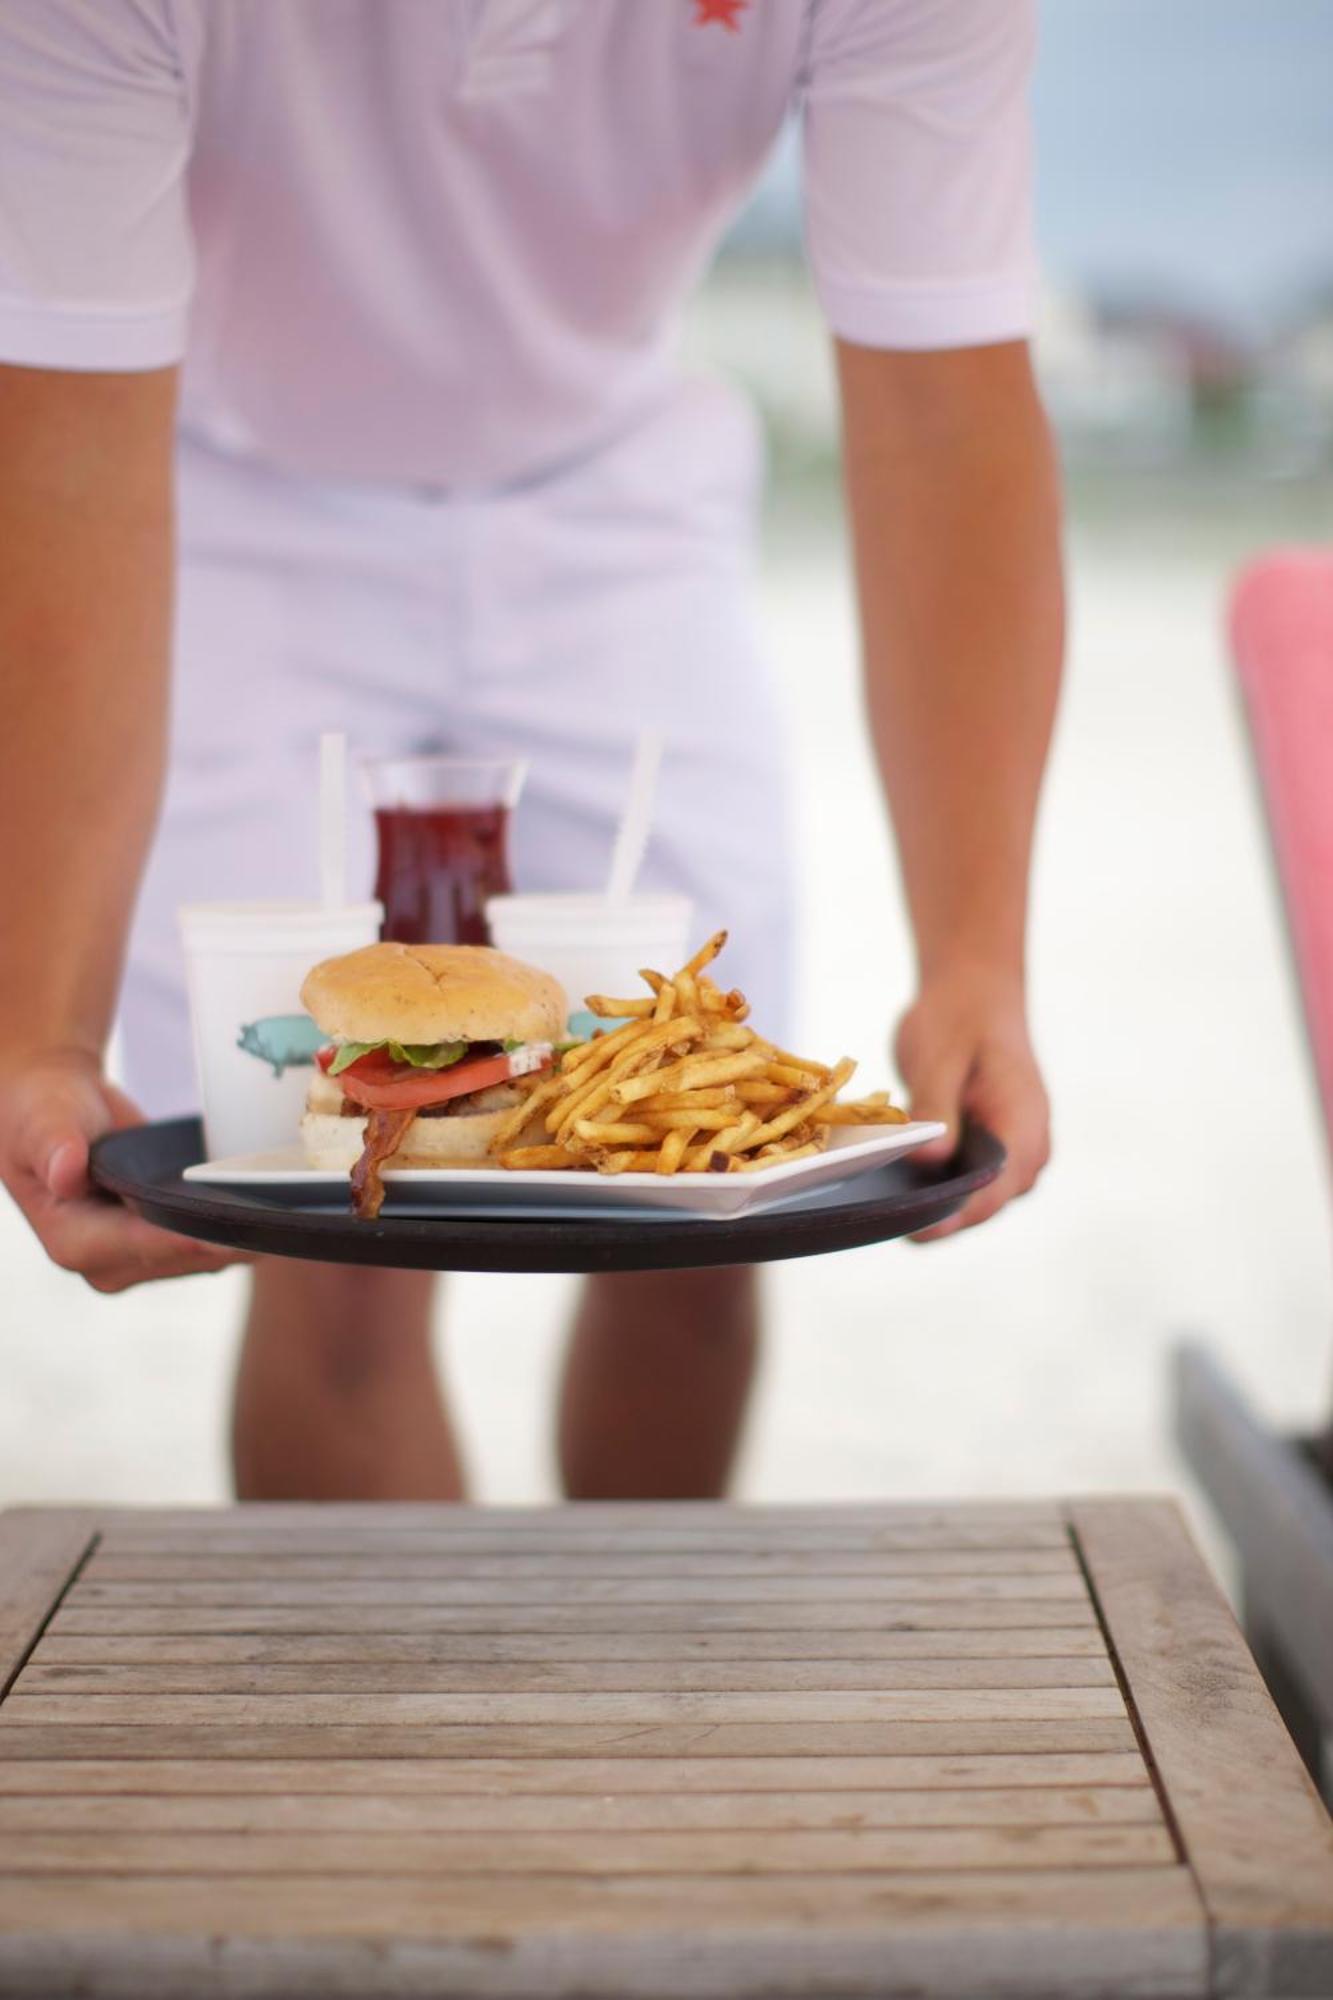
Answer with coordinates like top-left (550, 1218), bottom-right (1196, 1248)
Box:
top-left (1176, 548), bottom-right (1333, 1801)
top-left (1231, 549), bottom-right (1333, 1167)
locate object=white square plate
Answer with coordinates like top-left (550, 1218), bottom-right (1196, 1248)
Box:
top-left (183, 1121), bottom-right (946, 1221)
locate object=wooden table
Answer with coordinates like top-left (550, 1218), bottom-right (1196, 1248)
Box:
top-left (1, 1499), bottom-right (1331, 1999)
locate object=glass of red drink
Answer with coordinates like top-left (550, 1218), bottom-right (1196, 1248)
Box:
top-left (361, 756), bottom-right (526, 945)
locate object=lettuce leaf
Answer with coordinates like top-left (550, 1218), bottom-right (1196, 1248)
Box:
top-left (327, 1038), bottom-right (469, 1076)
top-left (389, 1040), bottom-right (470, 1069)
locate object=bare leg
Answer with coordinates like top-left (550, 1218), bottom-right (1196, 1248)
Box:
top-left (556, 1265), bottom-right (760, 1500)
top-left (231, 1260), bottom-right (466, 1501)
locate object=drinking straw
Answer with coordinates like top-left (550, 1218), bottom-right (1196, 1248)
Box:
top-left (319, 731), bottom-right (348, 909)
top-left (605, 730), bottom-right (664, 900)
top-left (505, 759), bottom-right (530, 810)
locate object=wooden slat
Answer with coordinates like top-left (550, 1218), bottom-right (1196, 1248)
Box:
top-left (0, 1786), bottom-right (1164, 1834)
top-left (82, 1550), bottom-right (1079, 1582)
top-left (1072, 1497), bottom-right (1333, 1997)
top-left (0, 1751), bottom-right (1155, 1796)
top-left (0, 1512), bottom-right (98, 1698)
top-left (66, 1574), bottom-right (1088, 1606)
top-left (33, 1625), bottom-right (1111, 1665)
top-left (0, 1823), bottom-right (1179, 1876)
top-left (49, 1596), bottom-right (1098, 1635)
top-left (0, 1688), bottom-right (1129, 1727)
top-left (95, 1523), bottom-right (1074, 1555)
top-left (0, 1719), bottom-right (1143, 1761)
top-left (16, 1659), bottom-right (1117, 1696)
top-left (96, 1500), bottom-right (1068, 1533)
top-left (0, 1868), bottom-right (1209, 1999)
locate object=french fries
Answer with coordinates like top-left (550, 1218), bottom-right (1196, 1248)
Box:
top-left (491, 928), bottom-right (907, 1176)
top-left (656, 1126), bottom-right (693, 1174)
top-left (611, 1049), bottom-right (767, 1105)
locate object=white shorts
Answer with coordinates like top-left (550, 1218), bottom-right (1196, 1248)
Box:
top-left (119, 380), bottom-right (795, 1116)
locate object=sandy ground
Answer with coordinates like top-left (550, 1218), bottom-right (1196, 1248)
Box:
top-left (3, 480), bottom-right (1330, 1552)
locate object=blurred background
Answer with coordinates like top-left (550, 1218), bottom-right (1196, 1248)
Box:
top-left (4, 0), bottom-right (1332, 1519)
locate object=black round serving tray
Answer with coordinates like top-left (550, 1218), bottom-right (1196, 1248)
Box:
top-left (90, 1117), bottom-right (1004, 1275)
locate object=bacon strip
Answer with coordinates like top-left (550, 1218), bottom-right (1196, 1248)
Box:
top-left (349, 1106), bottom-right (416, 1221)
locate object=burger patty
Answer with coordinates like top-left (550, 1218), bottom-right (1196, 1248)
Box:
top-left (415, 1080), bottom-right (527, 1118)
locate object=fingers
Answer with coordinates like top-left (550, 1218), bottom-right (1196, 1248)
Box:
top-left (44, 1134), bottom-right (93, 1202)
top-left (910, 1040), bottom-right (1051, 1246)
top-left (21, 1181), bottom-right (238, 1292)
top-left (13, 1065), bottom-right (115, 1202)
top-left (894, 1018), bottom-right (972, 1168)
top-left (3, 1061), bottom-right (240, 1292)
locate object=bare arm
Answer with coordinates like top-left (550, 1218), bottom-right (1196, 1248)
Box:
top-left (0, 363), bottom-right (233, 1287)
top-left (3, 365), bottom-right (177, 1037)
top-left (836, 338), bottom-right (1064, 1234)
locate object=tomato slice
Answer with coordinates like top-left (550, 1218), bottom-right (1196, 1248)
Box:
top-left (316, 1045), bottom-right (397, 1079)
top-left (337, 1049), bottom-right (546, 1113)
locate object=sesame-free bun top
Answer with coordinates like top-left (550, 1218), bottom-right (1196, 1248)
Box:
top-left (300, 942), bottom-right (566, 1047)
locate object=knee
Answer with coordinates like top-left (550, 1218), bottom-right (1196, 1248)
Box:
top-left (247, 1260), bottom-right (437, 1393)
top-left (584, 1264), bottom-right (759, 1350)
top-left (683, 1264), bottom-right (760, 1351)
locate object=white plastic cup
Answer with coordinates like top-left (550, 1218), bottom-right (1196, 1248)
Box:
top-left (179, 901), bottom-right (383, 1160)
top-left (484, 893), bottom-right (695, 1037)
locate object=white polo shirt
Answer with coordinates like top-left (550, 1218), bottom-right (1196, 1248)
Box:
top-left (0, 0), bottom-right (1036, 490)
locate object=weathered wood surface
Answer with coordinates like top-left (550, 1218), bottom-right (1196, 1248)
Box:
top-left (0, 1688), bottom-right (1131, 1725)
top-left (0, 1785), bottom-right (1161, 1832)
top-left (0, 1749), bottom-right (1152, 1795)
top-left (0, 1869), bottom-right (1207, 2000)
top-left (66, 1573), bottom-right (1091, 1603)
top-left (87, 1551), bottom-right (1081, 1580)
top-left (51, 1595), bottom-right (1099, 1634)
top-left (0, 1823), bottom-right (1179, 1876)
top-left (93, 1499), bottom-right (1068, 1535)
top-left (0, 1511), bottom-right (98, 1696)
top-left (18, 1655), bottom-right (1117, 1693)
top-left (34, 1623), bottom-right (1109, 1662)
top-left (0, 1498), bottom-right (1327, 1996)
top-left (0, 1718), bottom-right (1146, 1760)
top-left (1072, 1498), bottom-right (1333, 1998)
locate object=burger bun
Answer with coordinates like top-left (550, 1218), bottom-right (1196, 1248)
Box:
top-left (301, 942), bottom-right (565, 1048)
top-left (301, 1106), bottom-right (538, 1173)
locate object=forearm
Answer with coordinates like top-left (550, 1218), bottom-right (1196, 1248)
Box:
top-left (837, 340), bottom-right (1064, 990)
top-left (0, 365), bottom-right (177, 1054)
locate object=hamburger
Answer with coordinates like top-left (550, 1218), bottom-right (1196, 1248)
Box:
top-left (300, 942), bottom-right (566, 1218)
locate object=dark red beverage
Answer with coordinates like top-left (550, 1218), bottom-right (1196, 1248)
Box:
top-left (374, 804), bottom-right (512, 945)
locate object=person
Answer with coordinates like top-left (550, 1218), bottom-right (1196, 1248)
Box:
top-left (0, 0), bottom-right (1061, 1503)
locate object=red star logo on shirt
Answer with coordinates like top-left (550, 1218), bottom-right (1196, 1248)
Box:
top-left (694, 0), bottom-right (749, 30)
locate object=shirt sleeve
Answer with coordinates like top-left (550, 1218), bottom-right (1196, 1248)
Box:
top-left (801, 0), bottom-right (1037, 350)
top-left (0, 0), bottom-right (195, 371)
